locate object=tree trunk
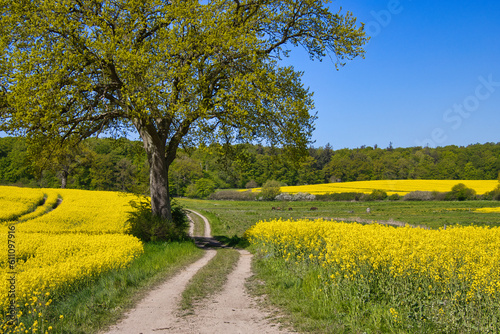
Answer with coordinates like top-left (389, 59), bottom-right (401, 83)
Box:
top-left (147, 140), bottom-right (172, 221)
top-left (136, 121), bottom-right (173, 221)
top-left (61, 170), bottom-right (68, 189)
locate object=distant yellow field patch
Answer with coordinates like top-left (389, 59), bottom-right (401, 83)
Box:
top-left (475, 207), bottom-right (500, 213)
top-left (252, 180), bottom-right (499, 195)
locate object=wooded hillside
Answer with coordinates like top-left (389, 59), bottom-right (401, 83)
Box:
top-left (1, 137), bottom-right (499, 196)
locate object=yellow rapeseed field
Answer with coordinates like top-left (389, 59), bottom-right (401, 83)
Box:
top-left (0, 186), bottom-right (143, 332)
top-left (15, 188), bottom-right (135, 234)
top-left (475, 207), bottom-right (500, 213)
top-left (252, 179), bottom-right (499, 195)
top-left (0, 187), bottom-right (45, 221)
top-left (246, 218), bottom-right (500, 329)
top-left (14, 189), bottom-right (61, 222)
top-left (0, 232), bottom-right (142, 306)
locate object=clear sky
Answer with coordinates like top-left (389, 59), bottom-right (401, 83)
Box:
top-left (280, 0), bottom-right (500, 149)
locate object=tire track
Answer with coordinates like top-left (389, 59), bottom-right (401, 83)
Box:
top-left (103, 250), bottom-right (217, 334)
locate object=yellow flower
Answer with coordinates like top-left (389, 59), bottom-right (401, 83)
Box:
top-left (0, 187), bottom-right (144, 315)
top-left (246, 218), bottom-right (500, 306)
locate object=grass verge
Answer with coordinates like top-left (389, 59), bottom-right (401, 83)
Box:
top-left (248, 254), bottom-right (397, 334)
top-left (180, 248), bottom-right (240, 314)
top-left (45, 241), bottom-right (203, 334)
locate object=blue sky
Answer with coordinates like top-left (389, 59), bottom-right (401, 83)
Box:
top-left (280, 0), bottom-right (500, 149)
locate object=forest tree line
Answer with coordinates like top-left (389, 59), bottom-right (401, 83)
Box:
top-left (1, 136), bottom-right (499, 197)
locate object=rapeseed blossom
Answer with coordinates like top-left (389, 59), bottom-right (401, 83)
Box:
top-left (0, 187), bottom-right (143, 331)
top-left (16, 188), bottom-right (135, 233)
top-left (246, 219), bottom-right (500, 298)
top-left (0, 233), bottom-right (143, 312)
top-left (0, 187), bottom-right (45, 221)
top-left (246, 218), bottom-right (500, 330)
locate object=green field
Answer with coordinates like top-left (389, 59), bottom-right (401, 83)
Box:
top-left (179, 198), bottom-right (500, 238)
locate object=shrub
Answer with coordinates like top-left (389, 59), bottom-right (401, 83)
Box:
top-left (360, 189), bottom-right (387, 201)
top-left (275, 192), bottom-right (316, 201)
top-left (315, 192), bottom-right (364, 201)
top-left (275, 192), bottom-right (293, 201)
top-left (261, 180), bottom-right (282, 201)
top-left (293, 192), bottom-right (316, 201)
top-left (245, 179), bottom-right (258, 189)
top-left (126, 198), bottom-right (189, 242)
top-left (484, 184), bottom-right (500, 201)
top-left (369, 189), bottom-right (388, 201)
top-left (432, 191), bottom-right (448, 201)
top-left (403, 191), bottom-right (435, 201)
top-left (208, 190), bottom-right (258, 201)
top-left (388, 193), bottom-right (400, 201)
top-left (445, 183), bottom-right (477, 201)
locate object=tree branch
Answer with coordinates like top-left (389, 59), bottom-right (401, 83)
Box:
top-left (165, 117), bottom-right (196, 167)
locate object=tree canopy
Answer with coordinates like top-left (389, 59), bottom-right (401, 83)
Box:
top-left (0, 0), bottom-right (367, 219)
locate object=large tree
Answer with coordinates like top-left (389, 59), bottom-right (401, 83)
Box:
top-left (0, 0), bottom-right (367, 220)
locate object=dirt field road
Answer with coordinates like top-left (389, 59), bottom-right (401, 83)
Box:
top-left (103, 210), bottom-right (288, 334)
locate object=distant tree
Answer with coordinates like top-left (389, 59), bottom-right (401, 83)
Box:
top-left (186, 178), bottom-right (216, 199)
top-left (0, 137), bottom-right (32, 184)
top-left (0, 0), bottom-right (367, 221)
top-left (446, 183), bottom-right (476, 201)
top-left (315, 143), bottom-right (334, 170)
top-left (28, 140), bottom-right (90, 188)
top-left (297, 156), bottom-right (324, 185)
top-left (3, 137), bottom-right (500, 190)
top-left (261, 180), bottom-right (282, 201)
top-left (116, 158), bottom-right (138, 192)
top-left (90, 154), bottom-right (116, 190)
top-left (169, 154), bottom-right (204, 196)
top-left (461, 162), bottom-right (481, 180)
top-left (435, 151), bottom-right (459, 179)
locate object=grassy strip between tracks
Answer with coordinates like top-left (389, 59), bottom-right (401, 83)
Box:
top-left (180, 248), bottom-right (240, 314)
